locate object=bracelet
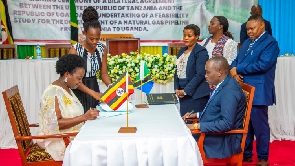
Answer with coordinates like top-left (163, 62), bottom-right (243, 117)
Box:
top-left (107, 83), bottom-right (112, 88)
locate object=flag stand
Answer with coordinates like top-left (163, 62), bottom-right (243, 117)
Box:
top-left (118, 95), bottom-right (137, 133)
top-left (135, 80), bottom-right (149, 108)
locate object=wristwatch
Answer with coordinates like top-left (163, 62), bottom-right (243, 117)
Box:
top-left (183, 90), bottom-right (186, 95)
top-left (194, 123), bottom-right (200, 130)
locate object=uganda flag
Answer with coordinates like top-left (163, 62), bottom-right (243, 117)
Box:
top-left (0, 0), bottom-right (14, 44)
top-left (70, 0), bottom-right (78, 44)
top-left (101, 71), bottom-right (134, 111)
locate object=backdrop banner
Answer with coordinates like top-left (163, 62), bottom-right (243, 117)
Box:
top-left (4, 0), bottom-right (257, 44)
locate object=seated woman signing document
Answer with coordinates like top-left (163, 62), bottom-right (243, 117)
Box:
top-left (37, 54), bottom-right (99, 161)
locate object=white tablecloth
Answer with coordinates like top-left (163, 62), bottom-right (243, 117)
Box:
top-left (63, 104), bottom-right (203, 166)
top-left (0, 59), bottom-right (174, 148)
top-left (0, 59), bottom-right (59, 148)
top-left (1, 57), bottom-right (294, 148)
top-left (269, 57), bottom-right (295, 141)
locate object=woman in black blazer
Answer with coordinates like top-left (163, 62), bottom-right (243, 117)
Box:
top-left (174, 24), bottom-right (210, 117)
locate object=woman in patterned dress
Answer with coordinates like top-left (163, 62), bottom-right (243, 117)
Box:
top-left (38, 54), bottom-right (99, 161)
top-left (200, 16), bottom-right (237, 93)
top-left (200, 16), bottom-right (237, 65)
top-left (69, 6), bottom-right (112, 113)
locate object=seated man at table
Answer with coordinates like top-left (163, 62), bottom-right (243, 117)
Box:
top-left (183, 56), bottom-right (246, 159)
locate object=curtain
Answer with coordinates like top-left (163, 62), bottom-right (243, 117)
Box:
top-left (259, 0), bottom-right (295, 55)
top-left (17, 45), bottom-right (34, 59)
top-left (17, 45), bottom-right (46, 59)
top-left (140, 46), bottom-right (163, 55)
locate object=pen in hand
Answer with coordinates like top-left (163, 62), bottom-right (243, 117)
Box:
top-left (187, 110), bottom-right (194, 118)
top-left (90, 107), bottom-right (99, 112)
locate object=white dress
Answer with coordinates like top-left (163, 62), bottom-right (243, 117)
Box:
top-left (37, 85), bottom-right (84, 161)
top-left (200, 38), bottom-right (237, 65)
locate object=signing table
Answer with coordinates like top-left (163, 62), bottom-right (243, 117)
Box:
top-left (1, 57), bottom-right (295, 148)
top-left (63, 104), bottom-right (203, 166)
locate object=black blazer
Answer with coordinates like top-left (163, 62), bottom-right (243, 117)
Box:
top-left (174, 43), bottom-right (210, 100)
top-left (240, 19), bottom-right (272, 45)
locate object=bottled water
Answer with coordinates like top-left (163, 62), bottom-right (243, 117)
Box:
top-left (36, 44), bottom-right (41, 60)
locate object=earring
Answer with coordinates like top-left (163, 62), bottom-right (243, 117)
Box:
top-left (64, 77), bottom-right (68, 83)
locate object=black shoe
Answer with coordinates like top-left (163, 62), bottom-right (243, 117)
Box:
top-left (243, 157), bottom-right (253, 162)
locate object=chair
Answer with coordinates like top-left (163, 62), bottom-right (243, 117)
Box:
top-left (167, 42), bottom-right (185, 56)
top-left (2, 85), bottom-right (77, 166)
top-left (188, 82), bottom-right (255, 166)
top-left (106, 38), bottom-right (140, 55)
top-left (0, 44), bottom-right (17, 59)
top-left (45, 44), bottom-right (72, 58)
top-left (100, 33), bottom-right (134, 43)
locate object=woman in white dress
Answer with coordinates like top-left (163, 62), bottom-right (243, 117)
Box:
top-left (37, 54), bottom-right (99, 161)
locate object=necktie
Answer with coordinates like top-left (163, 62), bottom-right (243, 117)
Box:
top-left (199, 89), bottom-right (217, 118)
top-left (247, 40), bottom-right (255, 52)
top-left (210, 89), bottom-right (217, 99)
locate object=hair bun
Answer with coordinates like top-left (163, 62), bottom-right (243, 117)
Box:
top-left (82, 6), bottom-right (98, 22)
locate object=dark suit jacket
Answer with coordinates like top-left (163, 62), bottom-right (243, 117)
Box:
top-left (240, 19), bottom-right (272, 45)
top-left (174, 43), bottom-right (210, 100)
top-left (199, 75), bottom-right (246, 158)
top-left (231, 32), bottom-right (279, 106)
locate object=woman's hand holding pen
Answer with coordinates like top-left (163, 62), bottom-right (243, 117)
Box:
top-left (84, 107), bottom-right (99, 120)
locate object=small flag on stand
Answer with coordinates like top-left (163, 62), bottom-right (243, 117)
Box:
top-left (69, 0), bottom-right (78, 44)
top-left (101, 71), bottom-right (134, 111)
top-left (1, 0), bottom-right (14, 44)
top-left (134, 61), bottom-right (154, 94)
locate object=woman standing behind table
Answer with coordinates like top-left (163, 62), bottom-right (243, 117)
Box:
top-left (174, 24), bottom-right (210, 117)
top-left (37, 54), bottom-right (99, 161)
top-left (200, 16), bottom-right (237, 65)
top-left (69, 6), bottom-right (112, 113)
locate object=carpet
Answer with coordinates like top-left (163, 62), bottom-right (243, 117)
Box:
top-left (0, 140), bottom-right (294, 165)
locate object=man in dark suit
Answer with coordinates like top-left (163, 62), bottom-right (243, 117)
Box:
top-left (184, 56), bottom-right (246, 159)
top-left (240, 4), bottom-right (272, 45)
top-left (231, 14), bottom-right (279, 166)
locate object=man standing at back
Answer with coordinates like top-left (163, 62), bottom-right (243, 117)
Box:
top-left (231, 14), bottom-right (279, 166)
top-left (240, 4), bottom-right (272, 45)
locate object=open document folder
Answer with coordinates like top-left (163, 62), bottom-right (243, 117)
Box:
top-left (97, 101), bottom-right (133, 118)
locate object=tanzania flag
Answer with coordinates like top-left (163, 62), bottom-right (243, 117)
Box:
top-left (0, 0), bottom-right (14, 44)
top-left (101, 72), bottom-right (134, 111)
top-left (134, 61), bottom-right (154, 94)
top-left (70, 0), bottom-right (78, 44)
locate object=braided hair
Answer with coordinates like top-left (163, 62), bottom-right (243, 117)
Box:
top-left (82, 6), bottom-right (101, 32)
top-left (214, 16), bottom-right (234, 39)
